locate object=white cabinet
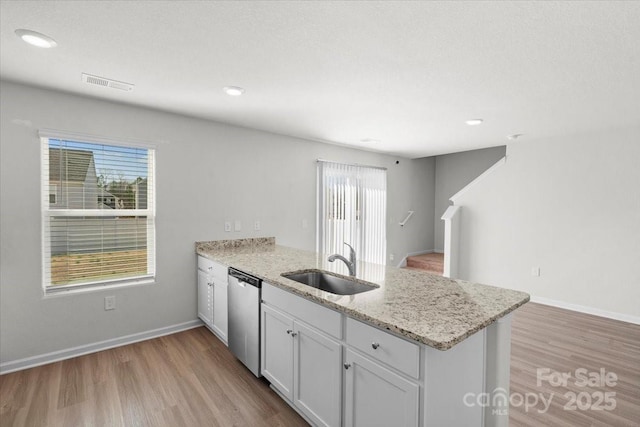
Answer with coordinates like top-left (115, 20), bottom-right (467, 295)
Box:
top-left (294, 320), bottom-right (342, 427)
top-left (211, 276), bottom-right (228, 343)
top-left (346, 317), bottom-right (419, 379)
top-left (197, 256), bottom-right (228, 345)
top-left (261, 303), bottom-right (342, 427)
top-left (197, 268), bottom-right (213, 326)
top-left (344, 349), bottom-right (419, 427)
top-left (344, 317), bottom-right (420, 427)
top-left (256, 282), bottom-right (494, 427)
top-left (261, 304), bottom-right (294, 400)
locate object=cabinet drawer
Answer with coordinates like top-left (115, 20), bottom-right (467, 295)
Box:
top-left (197, 256), bottom-right (227, 280)
top-left (346, 317), bottom-right (420, 379)
top-left (262, 282), bottom-right (342, 339)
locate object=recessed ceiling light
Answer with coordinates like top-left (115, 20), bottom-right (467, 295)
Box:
top-left (223, 86), bottom-right (245, 96)
top-left (507, 134), bottom-right (524, 140)
top-left (15, 29), bottom-right (57, 48)
top-left (360, 138), bottom-right (380, 144)
top-left (465, 119), bottom-right (483, 126)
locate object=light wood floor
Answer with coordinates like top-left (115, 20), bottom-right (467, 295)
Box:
top-left (405, 253), bottom-right (444, 275)
top-left (1, 303), bottom-right (638, 426)
top-left (509, 303), bottom-right (640, 426)
top-left (0, 327), bottom-right (307, 427)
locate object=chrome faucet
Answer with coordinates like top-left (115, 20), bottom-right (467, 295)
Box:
top-left (328, 242), bottom-right (357, 276)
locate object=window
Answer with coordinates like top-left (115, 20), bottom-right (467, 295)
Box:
top-left (41, 134), bottom-right (155, 293)
top-left (317, 160), bottom-right (387, 270)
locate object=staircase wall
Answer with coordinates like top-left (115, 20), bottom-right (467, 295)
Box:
top-left (453, 126), bottom-right (640, 319)
top-left (433, 146), bottom-right (506, 252)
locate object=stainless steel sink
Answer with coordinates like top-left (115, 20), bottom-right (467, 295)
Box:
top-left (281, 270), bottom-right (378, 295)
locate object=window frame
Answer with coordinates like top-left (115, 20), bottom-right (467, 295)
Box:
top-left (40, 131), bottom-right (156, 294)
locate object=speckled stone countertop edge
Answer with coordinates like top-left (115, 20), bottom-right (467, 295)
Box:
top-left (195, 237), bottom-right (275, 251)
top-left (195, 239), bottom-right (530, 351)
top-left (246, 275), bottom-right (530, 351)
top-left (425, 298), bottom-right (530, 350)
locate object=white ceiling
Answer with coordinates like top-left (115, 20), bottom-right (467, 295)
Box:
top-left (1, 1), bottom-right (639, 158)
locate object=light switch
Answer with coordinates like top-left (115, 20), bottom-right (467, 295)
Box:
top-left (224, 221), bottom-right (232, 232)
top-left (531, 267), bottom-right (540, 277)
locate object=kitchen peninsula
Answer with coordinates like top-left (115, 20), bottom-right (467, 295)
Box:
top-left (196, 238), bottom-right (529, 427)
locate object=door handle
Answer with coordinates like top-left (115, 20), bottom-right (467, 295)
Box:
top-left (344, 363), bottom-right (351, 370)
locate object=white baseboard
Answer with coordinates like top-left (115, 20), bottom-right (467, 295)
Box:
top-left (530, 296), bottom-right (640, 325)
top-left (396, 249), bottom-right (434, 268)
top-left (0, 319), bottom-right (203, 375)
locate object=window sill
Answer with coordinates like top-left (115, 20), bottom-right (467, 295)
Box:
top-left (42, 278), bottom-right (156, 299)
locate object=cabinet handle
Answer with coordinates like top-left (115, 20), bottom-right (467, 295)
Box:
top-left (371, 342), bottom-right (380, 349)
top-left (286, 329), bottom-right (292, 334)
top-left (344, 363), bottom-right (351, 370)
top-left (291, 332), bottom-right (298, 337)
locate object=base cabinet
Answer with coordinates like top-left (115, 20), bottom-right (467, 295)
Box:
top-left (196, 256), bottom-right (228, 345)
top-left (344, 349), bottom-right (419, 427)
top-left (197, 269), bottom-right (213, 326)
top-left (212, 278), bottom-right (228, 343)
top-left (294, 321), bottom-right (342, 427)
top-left (255, 282), bottom-right (507, 427)
top-left (262, 304), bottom-right (294, 400)
top-left (262, 304), bottom-right (342, 427)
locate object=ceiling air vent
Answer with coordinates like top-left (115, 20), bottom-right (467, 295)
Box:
top-left (82, 73), bottom-right (134, 92)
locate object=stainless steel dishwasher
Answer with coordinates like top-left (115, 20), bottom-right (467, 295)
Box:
top-left (227, 267), bottom-right (262, 377)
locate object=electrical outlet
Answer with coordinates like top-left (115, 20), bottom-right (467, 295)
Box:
top-left (389, 253), bottom-right (395, 261)
top-left (531, 267), bottom-right (540, 277)
top-left (254, 220), bottom-right (261, 231)
top-left (224, 221), bottom-right (231, 232)
top-left (104, 296), bottom-right (116, 311)
top-left (234, 220), bottom-right (241, 232)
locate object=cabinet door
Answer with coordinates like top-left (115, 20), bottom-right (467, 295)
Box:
top-left (293, 321), bottom-right (342, 427)
top-left (344, 349), bottom-right (419, 427)
top-left (261, 304), bottom-right (294, 401)
top-left (212, 278), bottom-right (228, 344)
top-left (197, 269), bottom-right (213, 326)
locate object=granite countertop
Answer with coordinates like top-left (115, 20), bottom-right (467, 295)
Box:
top-left (196, 238), bottom-right (529, 350)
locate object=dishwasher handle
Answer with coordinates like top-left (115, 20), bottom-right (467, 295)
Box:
top-left (228, 268), bottom-right (262, 288)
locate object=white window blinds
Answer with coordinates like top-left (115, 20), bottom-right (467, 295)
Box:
top-left (317, 160), bottom-right (387, 268)
top-left (41, 136), bottom-right (155, 292)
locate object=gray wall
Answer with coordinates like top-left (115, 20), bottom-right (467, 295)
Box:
top-left (0, 81), bottom-right (435, 364)
top-left (454, 127), bottom-right (640, 318)
top-left (388, 156), bottom-right (435, 262)
top-left (433, 146), bottom-right (506, 252)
